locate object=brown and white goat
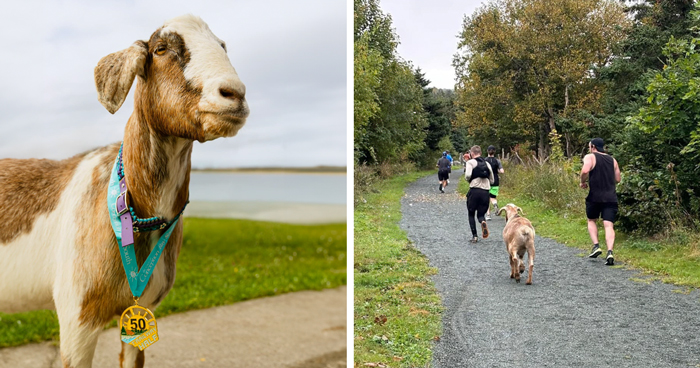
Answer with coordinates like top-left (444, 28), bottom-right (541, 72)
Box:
top-left (497, 204), bottom-right (535, 285)
top-left (0, 15), bottom-right (248, 368)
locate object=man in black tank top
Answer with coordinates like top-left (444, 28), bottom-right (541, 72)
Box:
top-left (580, 138), bottom-right (621, 265)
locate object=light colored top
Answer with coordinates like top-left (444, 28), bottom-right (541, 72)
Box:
top-left (464, 158), bottom-right (494, 190)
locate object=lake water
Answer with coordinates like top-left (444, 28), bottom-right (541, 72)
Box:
top-left (188, 172), bottom-right (347, 205)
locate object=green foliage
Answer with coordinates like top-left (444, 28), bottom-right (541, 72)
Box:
top-left (499, 161), bottom-right (586, 216)
top-left (354, 33), bottom-right (384, 163)
top-left (355, 172), bottom-right (443, 367)
top-left (453, 0), bottom-right (630, 157)
top-left (0, 218), bottom-right (346, 348)
top-left (437, 135), bottom-right (455, 153)
top-left (354, 0), bottom-right (428, 165)
top-left (617, 11), bottom-right (700, 233)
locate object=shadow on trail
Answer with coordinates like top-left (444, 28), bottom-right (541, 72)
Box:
top-left (400, 173), bottom-right (700, 368)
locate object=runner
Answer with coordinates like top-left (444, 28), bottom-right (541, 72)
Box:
top-left (437, 152), bottom-right (451, 193)
top-left (464, 145), bottom-right (494, 243)
top-left (445, 151), bottom-right (453, 184)
top-left (484, 145), bottom-right (504, 220)
top-left (580, 138), bottom-right (621, 265)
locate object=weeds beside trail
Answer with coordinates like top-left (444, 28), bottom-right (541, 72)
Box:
top-left (477, 160), bottom-right (700, 288)
top-left (354, 170), bottom-right (443, 368)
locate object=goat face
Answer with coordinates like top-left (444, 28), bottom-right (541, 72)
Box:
top-left (95, 15), bottom-right (249, 142)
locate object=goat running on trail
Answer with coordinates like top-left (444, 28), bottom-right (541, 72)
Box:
top-left (0, 15), bottom-right (248, 368)
top-left (497, 203), bottom-right (536, 285)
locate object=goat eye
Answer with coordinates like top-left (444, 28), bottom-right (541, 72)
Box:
top-left (155, 45), bottom-right (167, 55)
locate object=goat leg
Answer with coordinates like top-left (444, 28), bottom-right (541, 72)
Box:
top-left (526, 247), bottom-right (535, 285)
top-left (512, 252), bottom-right (521, 283)
top-left (120, 342), bottom-right (145, 368)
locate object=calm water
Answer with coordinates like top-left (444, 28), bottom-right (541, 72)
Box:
top-left (188, 172), bottom-right (346, 205)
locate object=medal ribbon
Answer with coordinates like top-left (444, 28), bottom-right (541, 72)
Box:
top-left (107, 145), bottom-right (180, 298)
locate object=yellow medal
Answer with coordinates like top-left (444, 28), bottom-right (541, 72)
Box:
top-left (119, 300), bottom-right (159, 351)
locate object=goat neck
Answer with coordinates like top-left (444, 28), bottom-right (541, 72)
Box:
top-left (122, 111), bottom-right (192, 222)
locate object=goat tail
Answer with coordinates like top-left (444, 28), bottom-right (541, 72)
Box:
top-left (521, 226), bottom-right (535, 239)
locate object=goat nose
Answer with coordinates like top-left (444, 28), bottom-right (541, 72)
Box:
top-left (219, 86), bottom-right (244, 101)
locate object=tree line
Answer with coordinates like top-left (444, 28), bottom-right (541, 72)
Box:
top-left (355, 0), bottom-right (700, 233)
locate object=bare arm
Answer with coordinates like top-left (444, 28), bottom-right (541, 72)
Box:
top-left (487, 163), bottom-right (495, 185)
top-left (614, 158), bottom-right (621, 183)
top-left (580, 154), bottom-right (594, 188)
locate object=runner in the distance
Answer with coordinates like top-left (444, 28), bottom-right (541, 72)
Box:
top-left (437, 152), bottom-right (451, 193)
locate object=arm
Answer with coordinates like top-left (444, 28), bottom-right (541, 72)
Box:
top-left (614, 158), bottom-right (621, 183)
top-left (580, 154), bottom-right (594, 188)
top-left (487, 163), bottom-right (495, 185)
top-left (464, 160), bottom-right (473, 181)
top-left (497, 159), bottom-right (504, 174)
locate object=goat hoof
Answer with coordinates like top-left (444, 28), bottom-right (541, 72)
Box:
top-left (526, 281), bottom-right (532, 285)
top-left (515, 278), bottom-right (520, 283)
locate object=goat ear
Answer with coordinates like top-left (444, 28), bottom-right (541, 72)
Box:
top-left (496, 208), bottom-right (505, 217)
top-left (517, 207), bottom-right (525, 216)
top-left (94, 41), bottom-right (148, 114)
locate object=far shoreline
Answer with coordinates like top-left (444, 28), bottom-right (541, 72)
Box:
top-left (192, 166), bottom-right (347, 175)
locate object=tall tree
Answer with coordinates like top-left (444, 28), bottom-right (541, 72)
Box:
top-left (354, 0), bottom-right (427, 164)
top-left (453, 0), bottom-right (630, 157)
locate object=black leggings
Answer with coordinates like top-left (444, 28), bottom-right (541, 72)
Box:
top-left (466, 188), bottom-right (490, 236)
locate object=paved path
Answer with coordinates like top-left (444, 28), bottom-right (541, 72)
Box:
top-left (0, 287), bottom-right (346, 368)
top-left (400, 174), bottom-right (700, 367)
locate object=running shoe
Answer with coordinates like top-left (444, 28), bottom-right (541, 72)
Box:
top-left (605, 250), bottom-right (614, 266)
top-left (481, 221), bottom-right (489, 239)
top-left (588, 245), bottom-right (602, 258)
top-left (470, 236), bottom-right (478, 243)
top-left (485, 214), bottom-right (492, 221)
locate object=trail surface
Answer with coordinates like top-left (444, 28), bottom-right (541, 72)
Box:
top-left (0, 287), bottom-right (346, 368)
top-left (400, 173), bottom-right (700, 368)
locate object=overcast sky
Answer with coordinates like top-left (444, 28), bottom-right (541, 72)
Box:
top-left (381, 0), bottom-right (486, 90)
top-left (0, 0), bottom-right (346, 168)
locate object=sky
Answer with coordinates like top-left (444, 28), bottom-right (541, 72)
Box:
top-left (0, 0), bottom-right (347, 168)
top-left (381, 0), bottom-right (487, 90)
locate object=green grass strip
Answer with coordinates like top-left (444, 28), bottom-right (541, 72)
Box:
top-left (0, 218), bottom-right (346, 348)
top-left (354, 171), bottom-right (443, 368)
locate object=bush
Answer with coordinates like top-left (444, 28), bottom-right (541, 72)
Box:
top-left (354, 161), bottom-right (417, 204)
top-left (500, 160), bottom-right (586, 216)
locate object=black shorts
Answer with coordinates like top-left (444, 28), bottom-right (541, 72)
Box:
top-left (438, 170), bottom-right (449, 181)
top-left (586, 201), bottom-right (618, 222)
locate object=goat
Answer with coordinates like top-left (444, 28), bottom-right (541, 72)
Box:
top-left (497, 203), bottom-right (535, 285)
top-left (0, 15), bottom-right (248, 368)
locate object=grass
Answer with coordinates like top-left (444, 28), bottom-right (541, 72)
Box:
top-left (0, 218), bottom-right (346, 348)
top-left (485, 161), bottom-right (700, 288)
top-left (354, 170), bottom-right (443, 368)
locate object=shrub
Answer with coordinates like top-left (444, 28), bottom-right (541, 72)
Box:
top-left (501, 160), bottom-right (586, 216)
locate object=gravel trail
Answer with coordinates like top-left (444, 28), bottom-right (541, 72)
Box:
top-left (400, 173), bottom-right (700, 368)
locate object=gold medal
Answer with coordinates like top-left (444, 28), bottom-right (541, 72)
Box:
top-left (119, 301), bottom-right (159, 351)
